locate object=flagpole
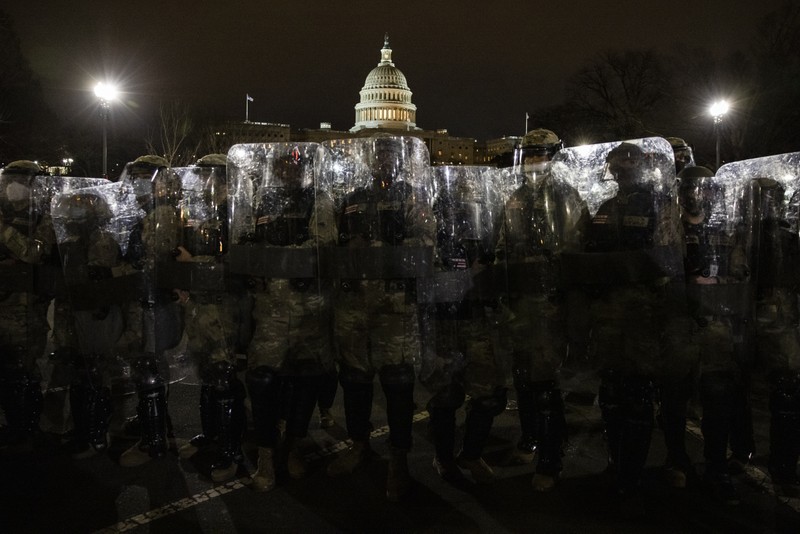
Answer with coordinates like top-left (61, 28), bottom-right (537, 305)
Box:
top-left (525, 112), bottom-right (529, 135)
top-left (246, 94), bottom-right (250, 122)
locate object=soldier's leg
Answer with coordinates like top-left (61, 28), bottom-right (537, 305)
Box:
top-left (510, 358), bottom-right (537, 464)
top-left (317, 369), bottom-right (338, 429)
top-left (327, 364), bottom-right (375, 477)
top-left (120, 355), bottom-right (169, 467)
top-left (283, 373), bottom-right (325, 479)
top-left (659, 372), bottom-right (694, 486)
top-left (246, 365), bottom-right (282, 492)
top-left (427, 383), bottom-right (466, 482)
top-left (208, 361), bottom-right (247, 483)
top-left (768, 371), bottom-right (800, 497)
top-left (728, 371), bottom-right (755, 472)
top-left (699, 370), bottom-right (739, 504)
top-left (0, 345), bottom-right (43, 452)
top-left (599, 370), bottom-right (655, 492)
top-left (67, 352), bottom-right (112, 459)
top-left (529, 380), bottom-right (566, 491)
top-left (380, 363), bottom-right (416, 501)
top-left (458, 387), bottom-right (507, 484)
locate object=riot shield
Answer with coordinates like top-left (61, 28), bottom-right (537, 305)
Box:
top-left (718, 153), bottom-right (800, 349)
top-left (679, 167), bottom-right (754, 321)
top-left (419, 165), bottom-right (506, 393)
top-left (552, 137), bottom-right (682, 284)
top-left (227, 142), bottom-right (336, 375)
top-left (320, 134), bottom-right (435, 281)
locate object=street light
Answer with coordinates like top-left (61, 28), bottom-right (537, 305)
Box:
top-left (709, 99), bottom-right (729, 169)
top-left (94, 82), bottom-right (118, 177)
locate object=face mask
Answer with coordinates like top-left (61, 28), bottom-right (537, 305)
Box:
top-left (524, 161), bottom-right (550, 175)
top-left (6, 182), bottom-right (30, 202)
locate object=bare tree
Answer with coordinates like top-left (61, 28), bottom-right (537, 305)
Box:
top-left (565, 49), bottom-right (671, 141)
top-left (145, 100), bottom-right (196, 166)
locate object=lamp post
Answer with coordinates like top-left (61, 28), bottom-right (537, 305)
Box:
top-left (94, 82), bottom-right (118, 177)
top-left (709, 99), bottom-right (729, 170)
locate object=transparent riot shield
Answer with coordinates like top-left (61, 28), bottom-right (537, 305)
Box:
top-left (679, 167), bottom-right (754, 328)
top-left (552, 137), bottom-right (682, 284)
top-left (320, 134), bottom-right (435, 280)
top-left (227, 142), bottom-right (336, 376)
top-left (719, 153), bottom-right (800, 374)
top-left (419, 165), bottom-right (506, 394)
top-left (319, 134), bottom-right (436, 379)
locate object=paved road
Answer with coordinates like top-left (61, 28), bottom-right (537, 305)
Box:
top-left (2, 367), bottom-right (799, 533)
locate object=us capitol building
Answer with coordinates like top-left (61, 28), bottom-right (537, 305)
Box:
top-left (216, 35), bottom-right (518, 166)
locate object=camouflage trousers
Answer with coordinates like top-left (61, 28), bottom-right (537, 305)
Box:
top-left (248, 279), bottom-right (333, 374)
top-left (334, 280), bottom-right (420, 377)
top-left (504, 294), bottom-right (567, 382)
top-left (421, 305), bottom-right (504, 399)
top-left (183, 291), bottom-right (240, 366)
top-left (0, 291), bottom-right (49, 376)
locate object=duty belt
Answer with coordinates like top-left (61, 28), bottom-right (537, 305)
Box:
top-left (228, 244), bottom-right (317, 278)
top-left (561, 245), bottom-right (683, 285)
top-left (156, 261), bottom-right (226, 292)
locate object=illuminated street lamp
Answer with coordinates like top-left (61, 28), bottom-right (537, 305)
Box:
top-left (709, 99), bottom-right (729, 169)
top-left (94, 82), bottom-right (118, 177)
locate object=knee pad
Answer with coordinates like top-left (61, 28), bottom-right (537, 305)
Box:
top-left (133, 356), bottom-right (165, 392)
top-left (203, 360), bottom-right (237, 393)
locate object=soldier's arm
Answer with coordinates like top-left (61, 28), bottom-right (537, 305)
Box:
top-left (0, 218), bottom-right (49, 264)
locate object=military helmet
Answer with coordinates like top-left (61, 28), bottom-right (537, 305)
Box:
top-left (196, 153), bottom-right (227, 167)
top-left (129, 155), bottom-right (169, 176)
top-left (607, 142), bottom-right (644, 164)
top-left (666, 137), bottom-right (695, 173)
top-left (2, 160), bottom-right (42, 176)
top-left (666, 137), bottom-right (689, 151)
top-left (678, 165), bottom-right (714, 185)
top-left (53, 191), bottom-right (112, 223)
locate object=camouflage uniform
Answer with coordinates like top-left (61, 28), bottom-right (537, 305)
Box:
top-left (325, 135), bottom-right (435, 501)
top-left (493, 130), bottom-right (590, 486)
top-left (422, 166), bottom-right (507, 484)
top-left (227, 142), bottom-right (337, 490)
top-left (661, 166), bottom-right (752, 496)
top-left (576, 141), bottom-right (682, 493)
top-left (0, 161), bottom-right (53, 448)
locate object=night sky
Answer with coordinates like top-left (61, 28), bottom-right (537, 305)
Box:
top-left (6, 0), bottom-right (786, 140)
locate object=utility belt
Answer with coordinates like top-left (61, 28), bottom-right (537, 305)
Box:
top-left (253, 277), bottom-right (321, 294)
top-left (0, 263), bottom-right (67, 297)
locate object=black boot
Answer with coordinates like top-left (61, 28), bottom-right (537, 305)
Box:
top-left (120, 356), bottom-right (168, 467)
top-left (178, 384), bottom-right (217, 459)
top-left (530, 381), bottom-right (566, 491)
top-left (699, 371), bottom-right (739, 505)
top-left (210, 377), bottom-right (246, 482)
top-left (599, 371), bottom-right (655, 493)
top-left (0, 346), bottom-right (42, 452)
top-left (327, 367), bottom-right (374, 478)
top-left (511, 367), bottom-right (537, 464)
top-left (459, 389), bottom-right (506, 484)
top-left (659, 375), bottom-right (693, 487)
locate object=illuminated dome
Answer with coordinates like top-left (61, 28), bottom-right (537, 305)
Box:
top-left (351, 35), bottom-right (419, 132)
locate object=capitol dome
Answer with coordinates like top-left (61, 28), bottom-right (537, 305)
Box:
top-left (351, 35), bottom-right (419, 132)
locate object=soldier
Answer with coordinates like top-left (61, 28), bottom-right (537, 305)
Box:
top-left (324, 135), bottom-right (436, 501)
top-left (227, 143), bottom-right (337, 492)
top-left (496, 129), bottom-right (590, 490)
top-left (422, 165), bottom-right (507, 485)
top-left (117, 155), bottom-right (184, 467)
top-left (666, 137), bottom-right (696, 175)
top-left (0, 161), bottom-right (53, 451)
top-left (660, 165), bottom-right (751, 502)
top-left (736, 153), bottom-right (800, 498)
top-left (170, 154), bottom-right (248, 482)
top-left (51, 186), bottom-right (140, 459)
top-left (570, 140), bottom-right (682, 498)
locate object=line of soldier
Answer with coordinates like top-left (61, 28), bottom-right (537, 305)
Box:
top-left (1, 132), bottom-right (798, 506)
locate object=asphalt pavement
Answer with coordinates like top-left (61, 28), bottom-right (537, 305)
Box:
top-left (2, 364), bottom-right (799, 534)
